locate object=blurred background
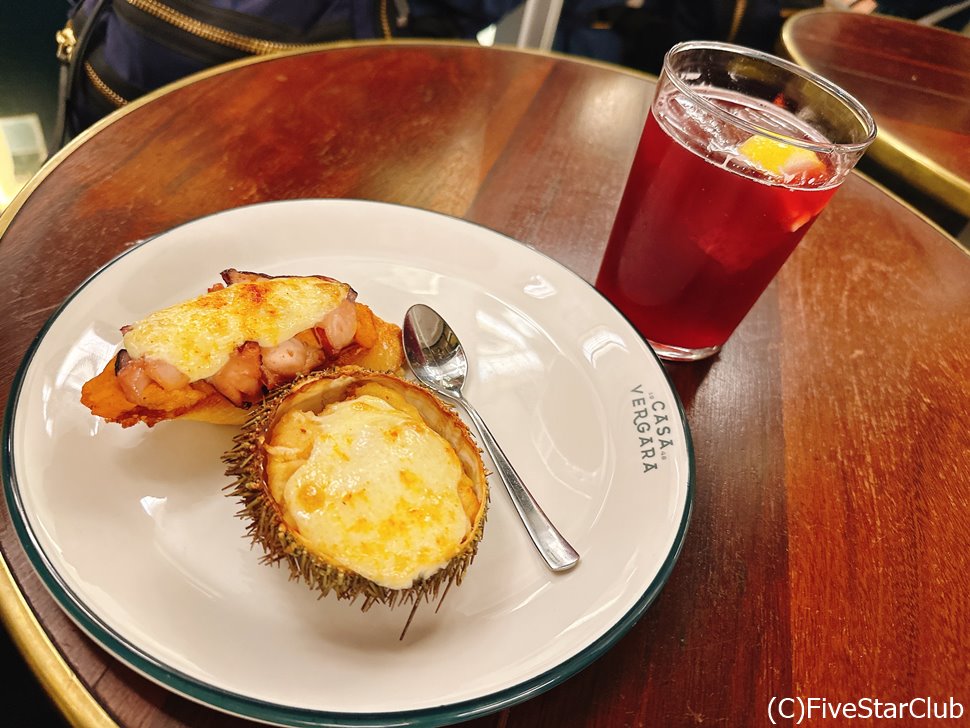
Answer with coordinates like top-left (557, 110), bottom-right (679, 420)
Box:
top-left (1, 3), bottom-right (61, 210)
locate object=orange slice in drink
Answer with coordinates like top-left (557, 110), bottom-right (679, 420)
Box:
top-left (738, 135), bottom-right (826, 182)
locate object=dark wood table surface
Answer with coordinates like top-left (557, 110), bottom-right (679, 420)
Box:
top-left (1, 41), bottom-right (968, 728)
top-left (781, 8), bottom-right (970, 219)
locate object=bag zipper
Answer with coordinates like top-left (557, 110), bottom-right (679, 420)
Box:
top-left (123, 0), bottom-right (321, 54)
top-left (378, 0), bottom-right (410, 39)
top-left (727, 0), bottom-right (748, 42)
top-left (379, 0), bottom-right (392, 39)
top-left (84, 61), bottom-right (128, 107)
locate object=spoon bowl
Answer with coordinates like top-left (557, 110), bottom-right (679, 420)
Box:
top-left (402, 303), bottom-right (580, 572)
top-left (403, 304), bottom-right (467, 396)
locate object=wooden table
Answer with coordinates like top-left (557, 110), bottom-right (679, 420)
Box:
top-left (781, 8), bottom-right (970, 219)
top-left (1, 41), bottom-right (968, 727)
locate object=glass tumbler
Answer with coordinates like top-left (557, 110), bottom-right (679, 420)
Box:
top-left (595, 41), bottom-right (877, 362)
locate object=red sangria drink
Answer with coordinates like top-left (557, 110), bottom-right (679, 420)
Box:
top-left (596, 42), bottom-right (876, 361)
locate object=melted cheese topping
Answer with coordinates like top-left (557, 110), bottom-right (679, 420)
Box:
top-left (266, 394), bottom-right (470, 589)
top-left (122, 277), bottom-right (349, 381)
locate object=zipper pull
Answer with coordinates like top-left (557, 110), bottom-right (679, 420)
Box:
top-left (55, 20), bottom-right (77, 63)
top-left (394, 0), bottom-right (409, 28)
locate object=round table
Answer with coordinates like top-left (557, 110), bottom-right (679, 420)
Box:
top-left (1, 41), bottom-right (968, 727)
top-left (781, 8), bottom-right (970, 219)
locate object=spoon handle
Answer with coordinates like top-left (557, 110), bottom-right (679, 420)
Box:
top-left (458, 397), bottom-right (580, 572)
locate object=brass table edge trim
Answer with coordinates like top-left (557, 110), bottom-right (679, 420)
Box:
top-left (0, 39), bottom-right (657, 240)
top-left (865, 136), bottom-right (970, 218)
top-left (0, 553), bottom-right (117, 727)
top-left (780, 9), bottom-right (970, 218)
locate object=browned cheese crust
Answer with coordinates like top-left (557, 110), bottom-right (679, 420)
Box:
top-left (81, 303), bottom-right (404, 428)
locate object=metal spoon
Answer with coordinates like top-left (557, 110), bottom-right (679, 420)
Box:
top-left (402, 303), bottom-right (580, 572)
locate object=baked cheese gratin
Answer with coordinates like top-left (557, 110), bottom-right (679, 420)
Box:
top-left (223, 367), bottom-right (488, 619)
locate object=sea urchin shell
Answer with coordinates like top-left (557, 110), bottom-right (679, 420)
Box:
top-left (222, 366), bottom-right (488, 614)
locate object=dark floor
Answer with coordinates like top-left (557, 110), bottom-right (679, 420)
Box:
top-left (0, 610), bottom-right (70, 726)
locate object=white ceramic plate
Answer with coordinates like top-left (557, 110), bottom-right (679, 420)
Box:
top-left (3, 200), bottom-right (693, 727)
